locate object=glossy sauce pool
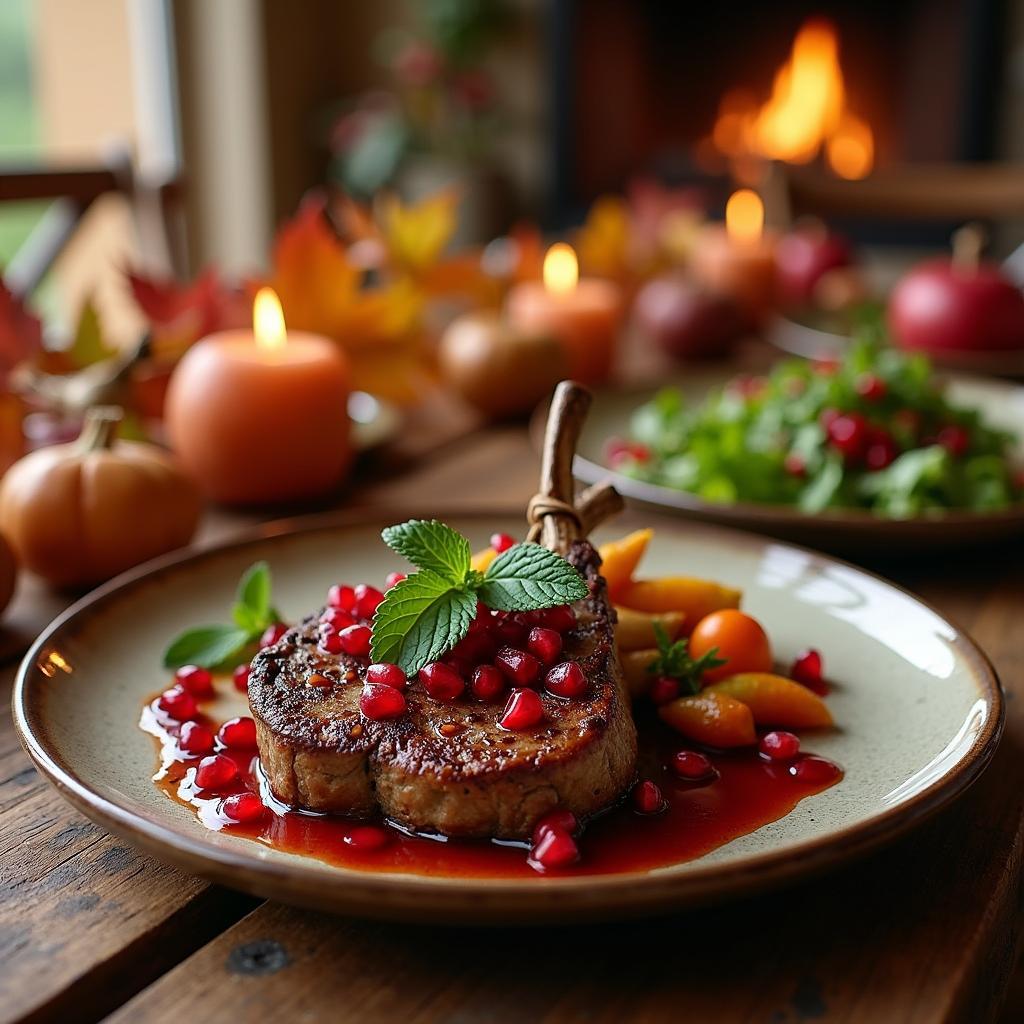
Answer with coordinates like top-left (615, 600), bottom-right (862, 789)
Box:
top-left (142, 686), bottom-right (842, 878)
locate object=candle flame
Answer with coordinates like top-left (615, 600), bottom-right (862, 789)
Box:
top-left (725, 189), bottom-right (764, 244)
top-left (543, 243), bottom-right (579, 294)
top-left (253, 287), bottom-right (287, 350)
top-left (826, 112), bottom-right (874, 180)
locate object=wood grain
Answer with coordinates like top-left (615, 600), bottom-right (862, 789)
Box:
top-left (5, 419), bottom-right (1024, 1022)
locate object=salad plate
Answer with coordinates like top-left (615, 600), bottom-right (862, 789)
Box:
top-left (569, 360), bottom-right (1024, 554)
top-left (14, 509), bottom-right (1002, 923)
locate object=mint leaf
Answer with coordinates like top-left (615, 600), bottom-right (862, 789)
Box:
top-left (381, 520), bottom-right (471, 583)
top-left (163, 625), bottom-right (253, 669)
top-left (479, 543), bottom-right (588, 611)
top-left (370, 571), bottom-right (476, 674)
top-left (237, 561), bottom-right (271, 619)
top-left (646, 621), bottom-right (726, 696)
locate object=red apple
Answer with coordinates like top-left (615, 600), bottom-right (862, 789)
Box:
top-left (774, 222), bottom-right (852, 306)
top-left (633, 275), bottom-right (745, 359)
top-left (887, 259), bottom-right (1024, 352)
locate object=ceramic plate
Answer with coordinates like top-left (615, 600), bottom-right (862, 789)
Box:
top-left (13, 511), bottom-right (1001, 922)
top-left (568, 371), bottom-right (1024, 554)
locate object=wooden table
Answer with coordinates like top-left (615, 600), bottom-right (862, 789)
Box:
top-left (2, 404), bottom-right (1023, 1024)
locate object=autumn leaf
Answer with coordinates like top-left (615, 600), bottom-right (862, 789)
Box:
top-left (376, 189), bottom-right (460, 275)
top-left (68, 298), bottom-right (118, 368)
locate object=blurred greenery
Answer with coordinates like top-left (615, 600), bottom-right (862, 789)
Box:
top-left (0, 0), bottom-right (47, 268)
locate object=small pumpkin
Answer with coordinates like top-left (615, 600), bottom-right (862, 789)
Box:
top-left (0, 531), bottom-right (18, 617)
top-left (0, 406), bottom-right (201, 589)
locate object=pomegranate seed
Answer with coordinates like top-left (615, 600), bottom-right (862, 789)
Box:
top-left (827, 413), bottom-right (868, 460)
top-left (532, 809), bottom-right (579, 846)
top-left (856, 374), bottom-right (887, 401)
top-left (632, 779), bottom-right (665, 814)
top-left (328, 584), bottom-right (356, 611)
top-left (784, 453), bottom-right (806, 478)
top-left (179, 721), bottom-right (215, 755)
top-left (541, 605), bottom-right (576, 633)
top-left (259, 623), bottom-right (287, 648)
top-left (605, 439), bottom-right (651, 467)
top-left (194, 754), bottom-right (238, 791)
top-left (218, 716), bottom-right (258, 749)
top-left (493, 618), bottom-right (528, 646)
top-left (791, 649), bottom-right (827, 694)
top-left (359, 682), bottom-right (407, 720)
top-left (232, 664), bottom-right (251, 693)
top-left (760, 730), bottom-right (801, 760)
top-left (528, 627), bottom-right (562, 664)
top-left (355, 584), bottom-right (385, 620)
top-left (338, 624), bottom-right (372, 657)
top-left (467, 601), bottom-right (492, 634)
top-left (419, 661), bottom-right (465, 701)
top-left (175, 665), bottom-right (213, 697)
top-left (789, 755), bottom-right (840, 785)
top-left (499, 688), bottom-right (544, 729)
top-left (515, 609), bottom-right (545, 627)
top-left (819, 407), bottom-right (841, 431)
top-left (649, 675), bottom-right (680, 706)
top-left (366, 663), bottom-right (407, 690)
top-left (344, 825), bottom-right (391, 850)
top-left (528, 828), bottom-right (580, 871)
top-left (495, 647), bottom-right (541, 687)
top-left (938, 425), bottom-right (970, 457)
top-left (221, 792), bottom-right (265, 823)
top-left (470, 664), bottom-right (506, 701)
top-left (671, 750), bottom-right (715, 780)
top-left (318, 631), bottom-right (344, 654)
top-left (320, 607), bottom-right (355, 631)
top-left (490, 532), bottom-right (515, 553)
top-left (158, 686), bottom-right (197, 721)
top-left (865, 436), bottom-right (897, 471)
top-left (544, 661), bottom-right (587, 698)
top-left (452, 631), bottom-right (496, 665)
top-left (385, 572), bottom-right (406, 589)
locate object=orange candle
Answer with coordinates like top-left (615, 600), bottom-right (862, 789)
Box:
top-left (166, 288), bottom-right (351, 504)
top-left (691, 189), bottom-right (777, 323)
top-left (506, 243), bottom-right (623, 384)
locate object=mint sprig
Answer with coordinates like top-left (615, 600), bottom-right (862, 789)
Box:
top-left (371, 520), bottom-right (587, 675)
top-left (163, 561), bottom-right (279, 669)
top-left (646, 621), bottom-right (726, 696)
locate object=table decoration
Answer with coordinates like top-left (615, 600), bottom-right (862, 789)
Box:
top-left (505, 243), bottom-right (623, 384)
top-left (438, 309), bottom-right (566, 417)
top-left (691, 189), bottom-right (777, 323)
top-left (165, 287), bottom-right (352, 506)
top-left (0, 405), bottom-right (200, 588)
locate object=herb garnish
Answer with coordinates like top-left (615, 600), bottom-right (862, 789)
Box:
top-left (163, 562), bottom-right (279, 669)
top-left (371, 519), bottom-right (587, 674)
top-left (646, 621), bottom-right (726, 696)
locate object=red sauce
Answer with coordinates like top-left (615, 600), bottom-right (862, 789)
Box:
top-left (142, 686), bottom-right (842, 878)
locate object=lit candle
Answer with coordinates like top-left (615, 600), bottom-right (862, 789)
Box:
top-left (165, 288), bottom-right (352, 504)
top-left (691, 189), bottom-right (777, 323)
top-left (505, 243), bottom-right (624, 385)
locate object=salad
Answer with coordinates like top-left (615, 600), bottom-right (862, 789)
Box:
top-left (610, 335), bottom-right (1024, 517)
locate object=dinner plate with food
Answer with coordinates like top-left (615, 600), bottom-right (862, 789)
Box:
top-left (571, 334), bottom-right (1024, 553)
top-left (14, 384), bottom-right (1002, 921)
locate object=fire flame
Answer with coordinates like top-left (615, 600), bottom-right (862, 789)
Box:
top-left (253, 287), bottom-right (287, 350)
top-left (543, 243), bottom-right (579, 294)
top-left (709, 19), bottom-right (873, 179)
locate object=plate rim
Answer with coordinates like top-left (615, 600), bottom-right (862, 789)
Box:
top-left (12, 507), bottom-right (1005, 919)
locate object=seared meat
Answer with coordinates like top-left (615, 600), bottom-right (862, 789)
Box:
top-left (248, 540), bottom-right (637, 840)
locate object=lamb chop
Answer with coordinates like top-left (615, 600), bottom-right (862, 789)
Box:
top-left (247, 382), bottom-right (638, 840)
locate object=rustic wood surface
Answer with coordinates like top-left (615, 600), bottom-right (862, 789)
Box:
top-left (2, 396), bottom-right (1023, 1023)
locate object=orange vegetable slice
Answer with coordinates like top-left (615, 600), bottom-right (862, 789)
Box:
top-left (619, 647), bottom-right (659, 698)
top-left (470, 547), bottom-right (498, 573)
top-left (658, 692), bottom-right (756, 748)
top-left (706, 673), bottom-right (833, 729)
top-left (618, 577), bottom-right (741, 628)
top-left (614, 606), bottom-right (685, 652)
top-left (598, 528), bottom-right (653, 600)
